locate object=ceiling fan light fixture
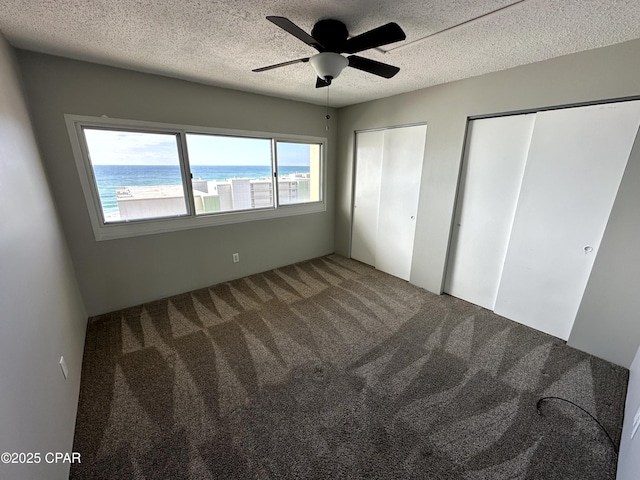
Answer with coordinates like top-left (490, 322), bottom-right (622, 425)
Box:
top-left (309, 52), bottom-right (348, 81)
top-left (255, 17), bottom-right (406, 88)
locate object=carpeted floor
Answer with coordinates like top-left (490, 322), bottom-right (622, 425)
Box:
top-left (71, 254), bottom-right (628, 479)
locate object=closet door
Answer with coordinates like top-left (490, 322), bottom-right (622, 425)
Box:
top-left (376, 124), bottom-right (427, 280)
top-left (494, 101), bottom-right (640, 339)
top-left (351, 125), bottom-right (427, 281)
top-left (445, 115), bottom-right (535, 309)
top-left (351, 130), bottom-right (384, 267)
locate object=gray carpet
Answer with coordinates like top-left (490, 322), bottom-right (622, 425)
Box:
top-left (71, 254), bottom-right (628, 479)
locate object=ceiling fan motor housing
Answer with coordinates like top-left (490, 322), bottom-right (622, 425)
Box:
top-left (311, 19), bottom-right (348, 52)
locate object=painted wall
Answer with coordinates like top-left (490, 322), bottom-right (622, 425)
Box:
top-left (17, 51), bottom-right (337, 316)
top-left (336, 38), bottom-right (640, 367)
top-left (617, 346), bottom-right (640, 478)
top-left (0, 37), bottom-right (87, 480)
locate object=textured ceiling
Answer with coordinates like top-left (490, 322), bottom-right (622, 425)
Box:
top-left (1, 1), bottom-right (640, 107)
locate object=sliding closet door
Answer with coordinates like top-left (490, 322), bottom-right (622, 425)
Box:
top-left (351, 125), bottom-right (427, 281)
top-left (351, 130), bottom-right (384, 267)
top-left (376, 125), bottom-right (427, 280)
top-left (494, 101), bottom-right (640, 339)
top-left (445, 115), bottom-right (535, 309)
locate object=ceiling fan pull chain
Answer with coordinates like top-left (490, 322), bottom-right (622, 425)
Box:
top-left (325, 85), bottom-right (331, 131)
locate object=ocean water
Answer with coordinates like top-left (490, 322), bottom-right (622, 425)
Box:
top-left (93, 164), bottom-right (310, 215)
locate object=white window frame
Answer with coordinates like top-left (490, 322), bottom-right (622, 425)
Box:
top-left (65, 114), bottom-right (327, 241)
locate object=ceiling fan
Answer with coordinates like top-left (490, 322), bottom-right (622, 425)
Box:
top-left (253, 16), bottom-right (406, 88)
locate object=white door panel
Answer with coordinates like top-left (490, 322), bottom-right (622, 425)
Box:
top-left (445, 114), bottom-right (536, 309)
top-left (376, 125), bottom-right (427, 280)
top-left (351, 131), bottom-right (384, 267)
top-left (494, 101), bottom-right (640, 339)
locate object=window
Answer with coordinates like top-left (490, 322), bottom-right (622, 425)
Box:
top-left (66, 115), bottom-right (326, 240)
top-left (275, 141), bottom-right (322, 205)
top-left (185, 133), bottom-right (274, 213)
top-left (83, 128), bottom-right (188, 223)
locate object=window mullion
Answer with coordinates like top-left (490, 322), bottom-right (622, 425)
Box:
top-left (177, 131), bottom-right (197, 217)
top-left (272, 139), bottom-right (279, 208)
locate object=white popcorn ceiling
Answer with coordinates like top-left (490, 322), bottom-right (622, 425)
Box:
top-left (1, 0), bottom-right (640, 107)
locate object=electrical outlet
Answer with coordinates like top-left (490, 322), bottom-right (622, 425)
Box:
top-left (232, 253), bottom-right (240, 263)
top-left (59, 356), bottom-right (68, 380)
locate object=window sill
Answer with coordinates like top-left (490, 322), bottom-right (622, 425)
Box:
top-left (91, 201), bottom-right (326, 240)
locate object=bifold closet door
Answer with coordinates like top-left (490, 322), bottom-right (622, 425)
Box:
top-left (444, 114), bottom-right (536, 309)
top-left (351, 125), bottom-right (427, 281)
top-left (351, 130), bottom-right (384, 267)
top-left (494, 101), bottom-right (640, 340)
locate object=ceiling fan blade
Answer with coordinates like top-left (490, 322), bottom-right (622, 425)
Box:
top-left (316, 77), bottom-right (331, 88)
top-left (253, 57), bottom-right (310, 73)
top-left (343, 22), bottom-right (406, 54)
top-left (347, 55), bottom-right (400, 78)
top-left (266, 16), bottom-right (324, 51)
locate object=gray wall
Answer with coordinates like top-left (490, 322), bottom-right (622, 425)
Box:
top-left (0, 37), bottom-right (87, 480)
top-left (336, 38), bottom-right (640, 367)
top-left (17, 51), bottom-right (337, 316)
top-left (617, 346), bottom-right (640, 478)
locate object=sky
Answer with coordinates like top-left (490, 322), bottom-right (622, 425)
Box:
top-left (84, 129), bottom-right (313, 167)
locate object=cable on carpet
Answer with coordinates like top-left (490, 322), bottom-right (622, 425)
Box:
top-left (536, 396), bottom-right (618, 454)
